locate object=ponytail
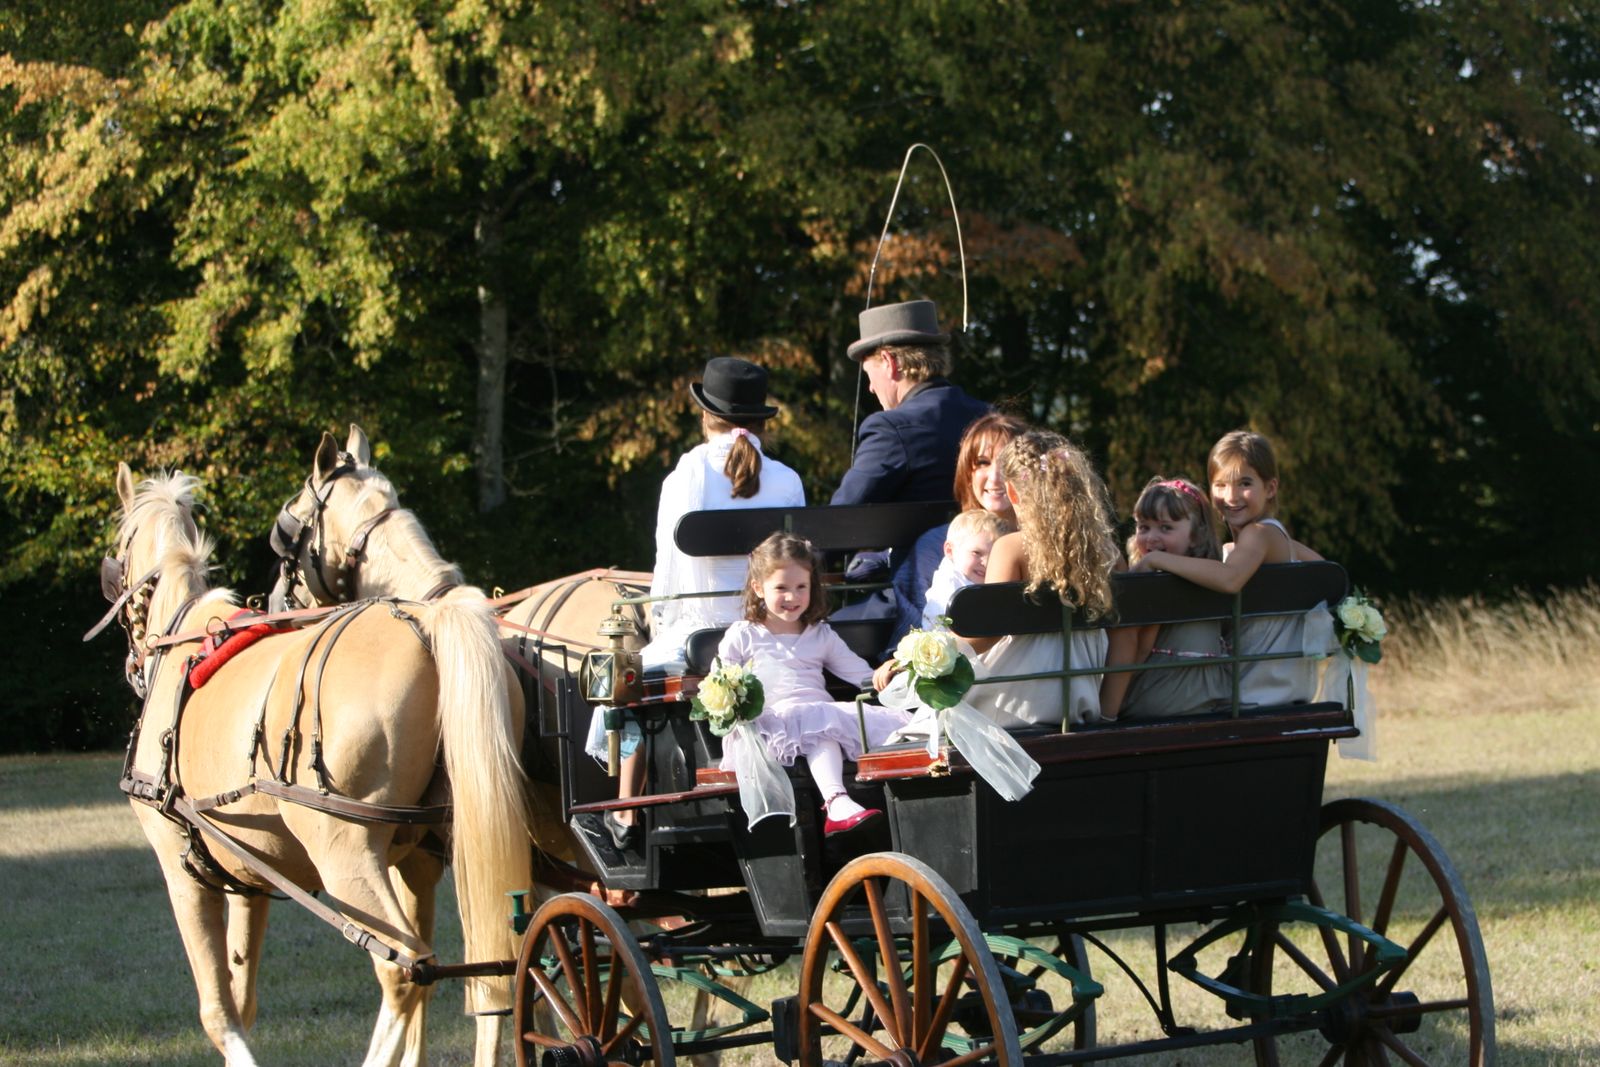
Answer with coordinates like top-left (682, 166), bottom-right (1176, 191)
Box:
top-left (703, 412), bottom-right (765, 499)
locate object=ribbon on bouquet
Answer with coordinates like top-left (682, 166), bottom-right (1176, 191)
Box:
top-left (726, 721), bottom-right (797, 829)
top-left (879, 674), bottom-right (1040, 801)
top-left (1303, 602), bottom-right (1378, 762)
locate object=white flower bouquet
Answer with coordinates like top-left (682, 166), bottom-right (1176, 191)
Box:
top-left (891, 624), bottom-right (977, 709)
top-left (690, 658), bottom-right (765, 737)
top-left (1333, 591), bottom-right (1388, 665)
top-left (881, 622), bottom-right (1039, 801)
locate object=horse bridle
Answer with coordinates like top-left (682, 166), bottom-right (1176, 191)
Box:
top-left (84, 528), bottom-right (169, 698)
top-left (269, 452), bottom-right (396, 611)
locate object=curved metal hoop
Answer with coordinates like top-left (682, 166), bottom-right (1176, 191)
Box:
top-left (864, 143), bottom-right (969, 331)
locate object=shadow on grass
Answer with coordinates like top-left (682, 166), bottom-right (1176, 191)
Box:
top-left (1325, 768), bottom-right (1600, 913)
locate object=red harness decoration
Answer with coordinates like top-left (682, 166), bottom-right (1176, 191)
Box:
top-left (189, 611), bottom-right (293, 689)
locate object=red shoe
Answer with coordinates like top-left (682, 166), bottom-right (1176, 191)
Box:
top-left (823, 806), bottom-right (883, 837)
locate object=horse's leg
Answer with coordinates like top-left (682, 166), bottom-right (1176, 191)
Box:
top-left (369, 846), bottom-right (444, 1067)
top-left (474, 1015), bottom-right (506, 1067)
top-left (133, 806), bottom-right (261, 1067)
top-left (225, 893), bottom-right (271, 1031)
top-left (296, 821), bottom-right (434, 1067)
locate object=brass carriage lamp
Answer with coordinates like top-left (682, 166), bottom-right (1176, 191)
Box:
top-left (581, 606), bottom-right (643, 707)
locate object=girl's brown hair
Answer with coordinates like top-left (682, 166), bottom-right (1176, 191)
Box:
top-left (742, 532), bottom-right (830, 627)
top-left (1207, 429), bottom-right (1280, 512)
top-left (702, 411), bottom-right (767, 499)
top-left (1127, 476), bottom-right (1223, 563)
top-left (998, 431), bottom-right (1119, 618)
top-left (952, 412), bottom-right (1031, 511)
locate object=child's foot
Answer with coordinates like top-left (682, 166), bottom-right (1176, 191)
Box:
top-left (822, 793), bottom-right (882, 837)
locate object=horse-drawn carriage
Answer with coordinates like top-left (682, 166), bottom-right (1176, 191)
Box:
top-left (97, 432), bottom-right (1493, 1067)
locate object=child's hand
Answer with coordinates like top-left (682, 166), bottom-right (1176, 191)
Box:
top-left (872, 661), bottom-right (899, 692)
top-left (1140, 550), bottom-right (1170, 572)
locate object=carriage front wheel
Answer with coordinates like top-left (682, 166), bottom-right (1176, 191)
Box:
top-left (1252, 797), bottom-right (1495, 1066)
top-left (513, 892), bottom-right (675, 1067)
top-left (797, 852), bottom-right (1023, 1066)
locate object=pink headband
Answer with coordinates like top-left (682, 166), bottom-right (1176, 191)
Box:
top-left (1159, 479), bottom-right (1208, 508)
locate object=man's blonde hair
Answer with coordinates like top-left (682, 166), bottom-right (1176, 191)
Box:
top-left (877, 342), bottom-right (950, 383)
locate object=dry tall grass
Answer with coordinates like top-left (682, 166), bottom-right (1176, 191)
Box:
top-left (1371, 582), bottom-right (1600, 715)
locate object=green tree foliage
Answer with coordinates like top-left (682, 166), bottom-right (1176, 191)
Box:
top-left (3, 1), bottom-right (1597, 750)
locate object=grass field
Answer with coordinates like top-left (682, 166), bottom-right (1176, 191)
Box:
top-left (3, 590), bottom-right (1598, 1065)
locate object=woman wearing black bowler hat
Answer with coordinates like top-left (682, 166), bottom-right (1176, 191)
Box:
top-left (587, 356), bottom-right (805, 848)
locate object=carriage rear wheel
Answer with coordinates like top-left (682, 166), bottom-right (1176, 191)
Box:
top-left (797, 852), bottom-right (1023, 1066)
top-left (1251, 798), bottom-right (1494, 1066)
top-left (513, 893), bottom-right (675, 1067)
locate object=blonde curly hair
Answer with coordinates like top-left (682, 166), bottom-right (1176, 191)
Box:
top-left (999, 431), bottom-right (1119, 618)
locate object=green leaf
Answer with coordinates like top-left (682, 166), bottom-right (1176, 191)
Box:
top-left (914, 656), bottom-right (975, 710)
top-left (1357, 642), bottom-right (1382, 665)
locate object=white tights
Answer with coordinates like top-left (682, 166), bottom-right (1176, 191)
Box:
top-left (805, 739), bottom-right (866, 820)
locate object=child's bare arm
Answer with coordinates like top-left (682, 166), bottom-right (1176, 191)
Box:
top-left (1141, 524), bottom-right (1279, 593)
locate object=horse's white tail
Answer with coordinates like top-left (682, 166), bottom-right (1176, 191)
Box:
top-left (419, 587), bottom-right (534, 1012)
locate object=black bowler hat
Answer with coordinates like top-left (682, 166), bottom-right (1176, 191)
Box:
top-left (690, 357), bottom-right (780, 420)
top-left (847, 299), bottom-right (950, 361)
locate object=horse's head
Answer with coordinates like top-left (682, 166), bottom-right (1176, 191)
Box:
top-left (269, 424), bottom-right (401, 610)
top-left (87, 463), bottom-right (214, 694)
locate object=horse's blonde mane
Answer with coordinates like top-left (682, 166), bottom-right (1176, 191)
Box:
top-left (120, 471), bottom-right (233, 623)
top-left (361, 508), bottom-right (465, 597)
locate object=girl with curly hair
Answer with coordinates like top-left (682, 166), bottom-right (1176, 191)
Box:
top-left (962, 430), bottom-right (1121, 727)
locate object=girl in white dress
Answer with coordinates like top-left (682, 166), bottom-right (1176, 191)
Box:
top-left (717, 533), bottom-right (912, 835)
top-left (960, 431), bottom-right (1122, 728)
top-left (1134, 431), bottom-right (1324, 706)
top-left (1101, 476), bottom-right (1231, 719)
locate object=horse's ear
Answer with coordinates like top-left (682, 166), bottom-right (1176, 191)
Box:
top-left (116, 463), bottom-right (136, 512)
top-left (313, 431), bottom-right (341, 483)
top-left (346, 424), bottom-right (372, 466)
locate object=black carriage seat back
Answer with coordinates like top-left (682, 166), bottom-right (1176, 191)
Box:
top-left (946, 562), bottom-right (1351, 726)
top-left (673, 499), bottom-right (956, 558)
top-left (671, 500), bottom-right (958, 670)
top-left (946, 562), bottom-right (1350, 637)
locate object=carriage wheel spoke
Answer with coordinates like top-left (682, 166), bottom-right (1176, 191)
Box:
top-left (548, 925), bottom-right (589, 1031)
top-left (938, 1041), bottom-right (1000, 1067)
top-left (1373, 1024), bottom-right (1434, 1067)
top-left (910, 888), bottom-right (930, 1048)
top-left (529, 965), bottom-right (586, 1039)
top-left (1314, 1043), bottom-right (1345, 1067)
top-left (1306, 880), bottom-right (1352, 981)
top-left (1371, 839), bottom-right (1409, 939)
top-left (581, 918), bottom-right (601, 1030)
top-left (827, 920), bottom-right (902, 1048)
top-left (864, 878), bottom-right (913, 1043)
top-left (522, 1031), bottom-right (572, 1050)
top-left (598, 950), bottom-right (625, 1040)
top-left (1376, 906), bottom-right (1448, 997)
top-left (1341, 822), bottom-right (1364, 973)
top-left (917, 953), bottom-right (970, 1062)
top-left (1274, 930), bottom-right (1338, 992)
top-left (599, 1010), bottom-right (646, 1056)
top-left (809, 1002), bottom-right (896, 1061)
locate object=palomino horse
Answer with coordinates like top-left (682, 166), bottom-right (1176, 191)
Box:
top-left (270, 427), bottom-right (649, 818)
top-left (97, 465), bottom-right (532, 1067)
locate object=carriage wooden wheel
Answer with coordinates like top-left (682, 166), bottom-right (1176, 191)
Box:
top-left (513, 893), bottom-right (675, 1067)
top-left (796, 852), bottom-right (1023, 1067)
top-left (1252, 798), bottom-right (1495, 1066)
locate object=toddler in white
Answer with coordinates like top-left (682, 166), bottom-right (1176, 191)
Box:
top-left (921, 509), bottom-right (1015, 629)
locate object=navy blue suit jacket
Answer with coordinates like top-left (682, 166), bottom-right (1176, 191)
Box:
top-left (831, 379), bottom-right (990, 508)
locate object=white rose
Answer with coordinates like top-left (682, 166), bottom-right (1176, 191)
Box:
top-left (1359, 605), bottom-right (1387, 642)
top-left (902, 630), bottom-right (958, 678)
top-left (1338, 600), bottom-right (1367, 631)
top-left (698, 676), bottom-right (732, 714)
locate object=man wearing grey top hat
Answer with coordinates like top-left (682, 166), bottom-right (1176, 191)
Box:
top-left (831, 298), bottom-right (990, 508)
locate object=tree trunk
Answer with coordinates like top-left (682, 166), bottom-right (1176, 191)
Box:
top-left (474, 207), bottom-right (508, 513)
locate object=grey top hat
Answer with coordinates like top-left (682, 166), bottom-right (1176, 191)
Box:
top-left (847, 299), bottom-right (950, 361)
top-left (690, 357), bottom-right (780, 421)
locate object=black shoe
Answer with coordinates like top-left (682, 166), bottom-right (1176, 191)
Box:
top-left (604, 811), bottom-right (639, 851)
